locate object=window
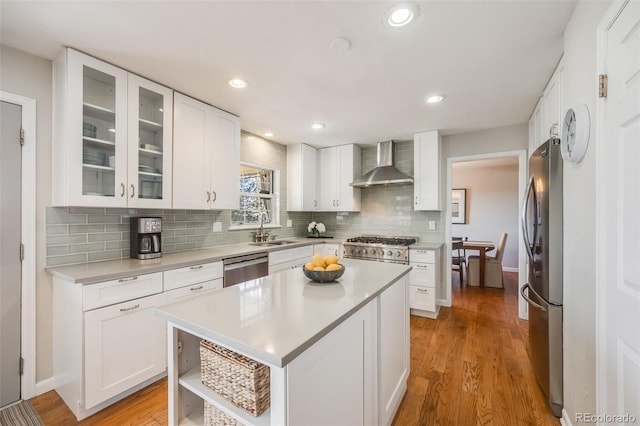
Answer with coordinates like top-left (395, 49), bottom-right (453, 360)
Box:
top-left (231, 163), bottom-right (279, 227)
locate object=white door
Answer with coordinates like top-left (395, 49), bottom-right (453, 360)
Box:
top-left (0, 101), bottom-right (22, 407)
top-left (597, 0), bottom-right (640, 420)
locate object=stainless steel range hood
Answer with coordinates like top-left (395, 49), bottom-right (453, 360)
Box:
top-left (350, 141), bottom-right (413, 187)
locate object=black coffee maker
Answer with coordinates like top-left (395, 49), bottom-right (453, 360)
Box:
top-left (130, 217), bottom-right (162, 259)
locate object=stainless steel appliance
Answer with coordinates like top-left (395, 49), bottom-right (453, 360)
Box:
top-left (520, 138), bottom-right (563, 417)
top-left (343, 235), bottom-right (417, 264)
top-left (130, 217), bottom-right (162, 259)
top-left (350, 141), bottom-right (414, 188)
top-left (223, 252), bottom-right (269, 287)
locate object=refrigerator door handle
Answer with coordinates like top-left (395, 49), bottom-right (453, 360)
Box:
top-left (521, 175), bottom-right (536, 262)
top-left (521, 283), bottom-right (547, 312)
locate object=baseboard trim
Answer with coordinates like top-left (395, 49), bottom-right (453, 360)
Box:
top-left (503, 267), bottom-right (518, 273)
top-left (560, 409), bottom-right (573, 426)
top-left (35, 376), bottom-right (56, 396)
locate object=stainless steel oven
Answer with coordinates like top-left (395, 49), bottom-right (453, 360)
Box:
top-left (223, 252), bottom-right (269, 287)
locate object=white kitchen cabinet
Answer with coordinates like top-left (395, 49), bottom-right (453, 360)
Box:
top-left (172, 92), bottom-right (240, 210)
top-left (53, 271), bottom-right (167, 420)
top-left (413, 130), bottom-right (441, 211)
top-left (52, 48), bottom-right (173, 207)
top-left (269, 246), bottom-right (314, 274)
top-left (164, 261), bottom-right (223, 301)
top-left (409, 248), bottom-right (441, 318)
top-left (313, 243), bottom-right (341, 258)
top-left (84, 292), bottom-right (167, 408)
top-left (287, 144), bottom-right (318, 211)
top-left (529, 58), bottom-right (564, 154)
top-left (528, 97), bottom-right (544, 155)
top-left (318, 144), bottom-right (361, 212)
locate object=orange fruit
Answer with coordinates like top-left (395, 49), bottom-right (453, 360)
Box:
top-left (326, 263), bottom-right (342, 271)
top-left (313, 266), bottom-right (326, 271)
top-left (312, 253), bottom-right (325, 267)
top-left (304, 262), bottom-right (315, 270)
top-left (324, 254), bottom-right (339, 265)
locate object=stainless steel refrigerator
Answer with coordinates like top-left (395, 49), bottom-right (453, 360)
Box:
top-left (521, 138), bottom-right (563, 417)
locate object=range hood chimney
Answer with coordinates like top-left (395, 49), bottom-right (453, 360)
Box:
top-left (350, 141), bottom-right (413, 187)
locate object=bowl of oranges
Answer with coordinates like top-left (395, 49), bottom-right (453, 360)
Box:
top-left (302, 253), bottom-right (345, 283)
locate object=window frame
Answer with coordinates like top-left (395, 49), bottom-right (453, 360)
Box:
top-left (229, 161), bottom-right (281, 230)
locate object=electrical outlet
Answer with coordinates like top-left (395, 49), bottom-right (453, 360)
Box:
top-left (177, 340), bottom-right (183, 354)
top-left (287, 219), bottom-right (292, 227)
top-left (212, 221), bottom-right (222, 232)
top-left (428, 221), bottom-right (436, 231)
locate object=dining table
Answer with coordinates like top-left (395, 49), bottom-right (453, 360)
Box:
top-left (460, 240), bottom-right (496, 287)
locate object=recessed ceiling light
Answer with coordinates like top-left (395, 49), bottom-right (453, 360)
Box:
top-left (311, 122), bottom-right (326, 129)
top-left (385, 2), bottom-right (419, 27)
top-left (108, 128), bottom-right (116, 132)
top-left (426, 95), bottom-right (445, 104)
top-left (228, 79), bottom-right (247, 88)
top-left (264, 132), bottom-right (274, 138)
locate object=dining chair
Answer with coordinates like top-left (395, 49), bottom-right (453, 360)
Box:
top-left (451, 237), bottom-right (466, 286)
top-left (467, 233), bottom-right (508, 288)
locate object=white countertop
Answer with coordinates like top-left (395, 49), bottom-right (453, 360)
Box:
top-left (45, 237), bottom-right (336, 284)
top-left (410, 242), bottom-right (444, 250)
top-left (154, 259), bottom-right (411, 367)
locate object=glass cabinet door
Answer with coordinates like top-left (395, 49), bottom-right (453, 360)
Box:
top-left (127, 75), bottom-right (173, 208)
top-left (79, 60), bottom-right (127, 204)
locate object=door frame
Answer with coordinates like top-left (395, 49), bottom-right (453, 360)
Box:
top-left (595, 0), bottom-right (631, 416)
top-left (1, 91), bottom-right (37, 400)
top-left (443, 149), bottom-right (528, 319)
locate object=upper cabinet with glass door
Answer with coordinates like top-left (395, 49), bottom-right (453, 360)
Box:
top-left (127, 75), bottom-right (173, 208)
top-left (52, 48), bottom-right (173, 207)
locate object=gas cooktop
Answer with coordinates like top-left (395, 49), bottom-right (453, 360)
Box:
top-left (345, 235), bottom-right (417, 246)
top-left (343, 235), bottom-right (418, 264)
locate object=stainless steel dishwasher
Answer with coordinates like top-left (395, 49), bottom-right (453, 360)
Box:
top-left (223, 252), bottom-right (269, 287)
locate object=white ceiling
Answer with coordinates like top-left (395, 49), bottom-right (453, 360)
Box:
top-left (0, 1), bottom-right (576, 148)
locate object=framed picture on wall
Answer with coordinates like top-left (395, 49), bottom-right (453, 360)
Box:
top-left (452, 189), bottom-right (467, 224)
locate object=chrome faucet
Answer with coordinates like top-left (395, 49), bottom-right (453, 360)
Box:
top-left (252, 207), bottom-right (270, 242)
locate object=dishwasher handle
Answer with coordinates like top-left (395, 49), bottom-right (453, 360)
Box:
top-left (224, 257), bottom-right (268, 271)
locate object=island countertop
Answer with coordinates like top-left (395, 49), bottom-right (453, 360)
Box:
top-left (154, 259), bottom-right (411, 368)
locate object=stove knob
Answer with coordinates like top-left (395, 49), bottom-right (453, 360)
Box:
top-left (378, 249), bottom-right (385, 256)
top-left (395, 251), bottom-right (402, 257)
top-left (387, 250), bottom-right (392, 256)
top-left (362, 248), bottom-right (368, 255)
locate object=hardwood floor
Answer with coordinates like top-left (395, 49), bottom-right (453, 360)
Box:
top-left (32, 272), bottom-right (559, 425)
top-left (392, 272), bottom-right (559, 426)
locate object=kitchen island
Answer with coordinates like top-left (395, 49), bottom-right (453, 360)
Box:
top-left (155, 259), bottom-right (411, 426)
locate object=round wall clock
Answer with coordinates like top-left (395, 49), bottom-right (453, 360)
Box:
top-left (561, 104), bottom-right (590, 163)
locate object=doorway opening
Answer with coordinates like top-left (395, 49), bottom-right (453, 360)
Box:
top-left (443, 150), bottom-right (528, 319)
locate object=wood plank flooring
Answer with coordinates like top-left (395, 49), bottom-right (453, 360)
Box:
top-left (392, 272), bottom-right (559, 426)
top-left (31, 272), bottom-right (559, 425)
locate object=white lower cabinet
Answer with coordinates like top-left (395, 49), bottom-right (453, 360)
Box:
top-left (268, 246), bottom-right (313, 274)
top-left (84, 292), bottom-right (167, 408)
top-left (409, 248), bottom-right (441, 319)
top-left (53, 271), bottom-right (167, 420)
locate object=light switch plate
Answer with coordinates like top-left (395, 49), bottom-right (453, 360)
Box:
top-left (287, 219), bottom-right (292, 227)
top-left (428, 221), bottom-right (436, 231)
top-left (212, 222), bottom-right (222, 232)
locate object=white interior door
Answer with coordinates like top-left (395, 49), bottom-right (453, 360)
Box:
top-left (0, 101), bottom-right (22, 407)
top-left (597, 0), bottom-right (640, 420)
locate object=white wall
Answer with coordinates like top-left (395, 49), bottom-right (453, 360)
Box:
top-left (0, 45), bottom-right (54, 382)
top-left (441, 123), bottom-right (528, 159)
top-left (560, 0), bottom-right (611, 420)
top-left (452, 164), bottom-right (519, 270)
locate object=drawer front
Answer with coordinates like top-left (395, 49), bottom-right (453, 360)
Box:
top-left (163, 261), bottom-right (223, 291)
top-left (269, 245), bottom-right (313, 266)
top-left (165, 279), bottom-right (222, 303)
top-left (409, 249), bottom-right (435, 264)
top-left (410, 263), bottom-right (435, 287)
top-left (409, 285), bottom-right (435, 312)
top-left (83, 272), bottom-right (163, 311)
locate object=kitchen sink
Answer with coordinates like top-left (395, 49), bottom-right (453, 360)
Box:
top-left (249, 240), bottom-right (295, 247)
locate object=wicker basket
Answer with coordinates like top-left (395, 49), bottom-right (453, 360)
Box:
top-left (200, 340), bottom-right (270, 417)
top-left (204, 401), bottom-right (243, 426)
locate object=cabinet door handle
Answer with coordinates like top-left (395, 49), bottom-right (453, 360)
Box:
top-left (190, 285), bottom-right (204, 291)
top-left (130, 184), bottom-right (135, 198)
top-left (416, 288), bottom-right (429, 293)
top-left (206, 191), bottom-right (211, 203)
top-left (118, 276), bottom-right (138, 283)
top-left (314, 200), bottom-right (317, 207)
top-left (211, 191), bottom-right (217, 202)
top-left (190, 265), bottom-right (203, 270)
top-left (120, 183), bottom-right (126, 197)
top-left (415, 196), bottom-right (418, 205)
top-left (119, 303), bottom-right (140, 312)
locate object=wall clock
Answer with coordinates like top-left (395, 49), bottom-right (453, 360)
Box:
top-left (561, 104), bottom-right (590, 163)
